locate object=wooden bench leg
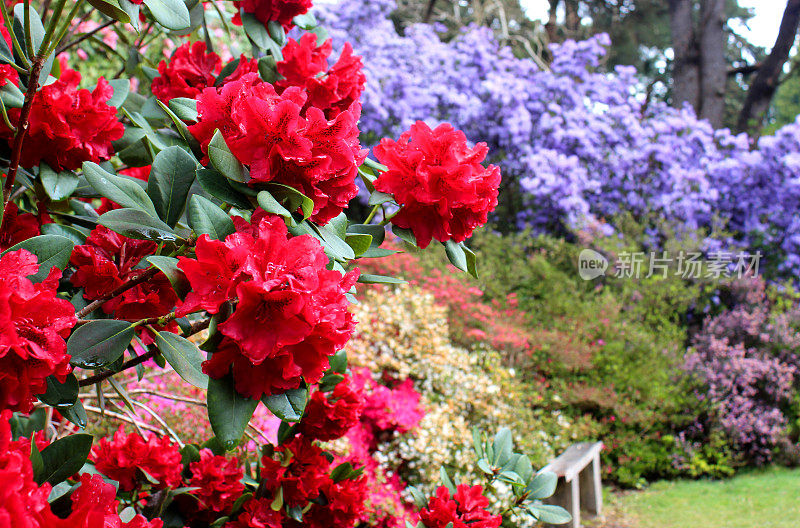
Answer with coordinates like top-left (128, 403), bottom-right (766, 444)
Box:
top-left (579, 455), bottom-right (603, 517)
top-left (545, 478), bottom-right (580, 528)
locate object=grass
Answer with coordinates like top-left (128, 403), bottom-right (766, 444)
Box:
top-left (615, 467), bottom-right (800, 528)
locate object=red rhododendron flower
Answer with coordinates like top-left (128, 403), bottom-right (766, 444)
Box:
top-left (188, 449), bottom-right (245, 514)
top-left (0, 20), bottom-right (18, 87)
top-left (300, 376), bottom-right (364, 441)
top-left (0, 203), bottom-right (39, 251)
top-left (188, 73), bottom-right (365, 224)
top-left (260, 436), bottom-right (330, 507)
top-left (152, 41), bottom-right (257, 103)
top-left (179, 211), bottom-right (358, 398)
top-left (2, 69), bottom-right (124, 171)
top-left (420, 484), bottom-right (501, 528)
top-left (373, 121), bottom-right (501, 248)
top-left (54, 474), bottom-right (164, 528)
top-left (0, 410), bottom-right (52, 525)
top-left (276, 33), bottom-right (366, 119)
top-left (226, 497), bottom-right (284, 528)
top-left (0, 250), bottom-right (75, 412)
top-left (232, 0), bottom-right (312, 30)
top-left (297, 475), bottom-right (369, 528)
top-left (119, 165), bottom-right (151, 181)
top-left (71, 226), bottom-right (179, 321)
top-left (92, 426), bottom-right (183, 491)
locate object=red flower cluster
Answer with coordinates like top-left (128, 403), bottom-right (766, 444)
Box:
top-left (232, 0), bottom-right (312, 30)
top-left (151, 41), bottom-right (257, 103)
top-left (70, 226), bottom-right (179, 321)
top-left (0, 412), bottom-right (161, 527)
top-left (2, 69), bottom-right (124, 171)
top-left (188, 73), bottom-right (365, 224)
top-left (0, 250), bottom-right (75, 412)
top-left (92, 426), bottom-right (183, 491)
top-left (420, 484), bottom-right (501, 528)
top-left (227, 497), bottom-right (283, 528)
top-left (0, 203), bottom-right (39, 251)
top-left (0, 20), bottom-right (18, 87)
top-left (261, 436), bottom-right (330, 507)
top-left (300, 376), bottom-right (364, 441)
top-left (299, 474), bottom-right (369, 528)
top-left (374, 122), bottom-right (501, 248)
top-left (178, 211), bottom-right (358, 398)
top-left (187, 449), bottom-right (245, 514)
top-left (276, 33), bottom-right (366, 119)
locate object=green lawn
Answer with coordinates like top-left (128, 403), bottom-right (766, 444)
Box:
top-left (617, 467), bottom-right (800, 528)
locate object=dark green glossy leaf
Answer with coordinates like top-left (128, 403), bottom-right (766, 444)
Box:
top-left (207, 374), bottom-right (259, 450)
top-left (87, 0), bottom-right (131, 24)
top-left (208, 130), bottom-right (247, 183)
top-left (98, 208), bottom-right (180, 242)
top-left (153, 331), bottom-right (208, 389)
top-left (40, 165), bottom-right (79, 201)
top-left (143, 0), bottom-right (191, 30)
top-left (82, 162), bottom-right (158, 217)
top-left (67, 320), bottom-right (135, 369)
top-left (37, 374), bottom-right (78, 409)
top-left (261, 387), bottom-right (307, 422)
top-left (187, 194), bottom-right (235, 240)
top-left (147, 146), bottom-right (197, 227)
top-left (168, 97), bottom-right (199, 122)
top-left (357, 273), bottom-right (406, 285)
top-left (36, 434), bottom-right (93, 485)
top-left (2, 235), bottom-right (74, 283)
top-left (195, 168), bottom-right (252, 209)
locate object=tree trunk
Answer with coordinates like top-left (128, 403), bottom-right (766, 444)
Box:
top-left (545, 0), bottom-right (559, 42)
top-left (699, 0), bottom-right (727, 127)
top-left (565, 0), bottom-right (580, 34)
top-left (669, 0), bottom-right (701, 111)
top-left (737, 0), bottom-right (800, 136)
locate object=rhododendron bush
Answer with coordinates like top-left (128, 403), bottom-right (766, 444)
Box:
top-left (0, 1), bottom-right (567, 527)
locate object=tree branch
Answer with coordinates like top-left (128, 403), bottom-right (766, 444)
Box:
top-left (75, 267), bottom-right (160, 318)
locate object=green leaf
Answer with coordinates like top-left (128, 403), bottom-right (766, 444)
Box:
top-left (107, 79), bottom-right (130, 108)
top-left (265, 183), bottom-right (313, 219)
top-left (514, 454), bottom-right (534, 484)
top-left (406, 486), bottom-right (428, 508)
top-left (241, 13), bottom-right (282, 56)
top-left (357, 273), bottom-right (406, 285)
top-left (153, 331), bottom-right (208, 389)
top-left (440, 467), bottom-right (456, 494)
top-left (188, 194), bottom-right (235, 241)
top-left (143, 0), bottom-right (191, 30)
top-left (40, 223), bottom-right (88, 245)
top-left (30, 437), bottom-right (43, 479)
top-left (292, 12), bottom-right (317, 29)
top-left (0, 81), bottom-right (24, 108)
top-left (492, 427), bottom-right (513, 467)
top-left (86, 0), bottom-right (131, 24)
top-left (257, 55), bottom-right (280, 83)
top-left (168, 97), bottom-right (199, 122)
top-left (526, 470), bottom-right (558, 499)
top-left (156, 100), bottom-right (202, 155)
top-left (208, 130), bottom-right (247, 183)
top-left (462, 244), bottom-right (478, 278)
top-left (347, 224), bottom-right (385, 246)
top-left (40, 164), bottom-right (79, 201)
top-left (37, 374), bottom-right (79, 409)
top-left (146, 255), bottom-right (190, 299)
top-left (257, 190), bottom-right (293, 223)
top-left (2, 235), bottom-right (74, 282)
top-left (528, 504), bottom-right (572, 525)
top-left (99, 208), bottom-right (180, 242)
top-left (195, 168), bottom-right (252, 209)
top-left (368, 191), bottom-right (393, 206)
top-left (12, 4), bottom-right (54, 81)
top-left (392, 225), bottom-right (417, 246)
top-left (147, 146), bottom-right (197, 227)
top-left (118, 0), bottom-right (141, 31)
top-left (207, 374), bottom-right (259, 450)
top-left (477, 458), bottom-right (494, 475)
top-left (60, 401), bottom-right (88, 429)
top-left (329, 350), bottom-right (347, 374)
top-left (0, 20), bottom-right (12, 64)
top-left (311, 222), bottom-right (355, 261)
top-left (36, 434), bottom-right (93, 485)
top-left (267, 20), bottom-right (286, 45)
top-left (445, 240), bottom-right (469, 275)
top-left (67, 320), bottom-right (136, 369)
top-left (345, 233), bottom-right (372, 257)
top-left (82, 162), bottom-right (158, 217)
top-left (261, 387), bottom-right (307, 422)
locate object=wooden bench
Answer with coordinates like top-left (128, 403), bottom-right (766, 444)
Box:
top-left (541, 442), bottom-right (604, 528)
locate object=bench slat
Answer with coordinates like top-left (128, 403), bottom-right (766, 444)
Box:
top-left (541, 441), bottom-right (603, 482)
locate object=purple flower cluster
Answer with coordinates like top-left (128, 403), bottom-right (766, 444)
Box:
top-left (319, 0), bottom-right (800, 275)
top-left (684, 277), bottom-right (800, 463)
